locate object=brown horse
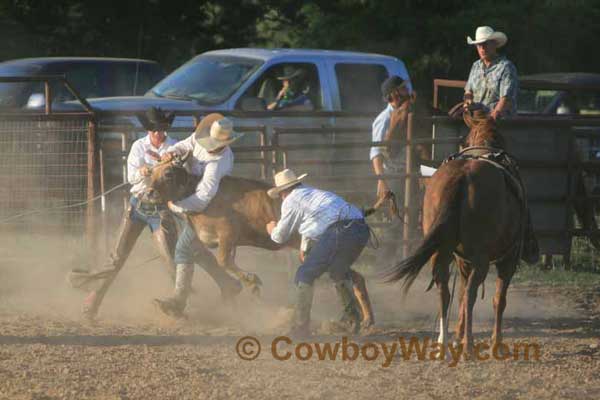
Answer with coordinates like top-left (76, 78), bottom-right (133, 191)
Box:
top-left (145, 153), bottom-right (379, 327)
top-left (385, 109), bottom-right (522, 355)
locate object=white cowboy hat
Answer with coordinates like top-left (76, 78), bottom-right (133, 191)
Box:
top-left (267, 169), bottom-right (308, 198)
top-left (467, 26), bottom-right (508, 47)
top-left (196, 117), bottom-right (244, 152)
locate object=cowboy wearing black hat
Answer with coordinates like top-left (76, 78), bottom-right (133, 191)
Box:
top-left (71, 107), bottom-right (180, 320)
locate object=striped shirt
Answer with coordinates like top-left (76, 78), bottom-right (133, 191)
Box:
top-left (270, 185), bottom-right (364, 245)
top-left (128, 134), bottom-right (177, 197)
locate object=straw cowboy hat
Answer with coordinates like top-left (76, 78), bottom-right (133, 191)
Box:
top-left (138, 107), bottom-right (175, 131)
top-left (467, 26), bottom-right (508, 47)
top-left (267, 169), bottom-right (308, 198)
top-left (194, 114), bottom-right (244, 152)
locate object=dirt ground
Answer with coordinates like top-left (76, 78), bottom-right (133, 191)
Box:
top-left (1, 233), bottom-right (600, 400)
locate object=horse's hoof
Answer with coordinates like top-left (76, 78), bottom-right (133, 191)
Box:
top-left (81, 291), bottom-right (99, 321)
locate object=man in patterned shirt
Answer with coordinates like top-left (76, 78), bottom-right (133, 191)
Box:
top-left (463, 26), bottom-right (518, 120)
top-left (266, 169), bottom-right (370, 336)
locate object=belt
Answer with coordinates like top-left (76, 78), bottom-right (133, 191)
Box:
top-left (135, 199), bottom-right (166, 216)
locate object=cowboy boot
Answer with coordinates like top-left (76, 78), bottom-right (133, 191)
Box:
top-left (154, 263), bottom-right (194, 318)
top-left (330, 280), bottom-right (361, 334)
top-left (286, 282), bottom-right (314, 337)
top-left (521, 211), bottom-right (540, 265)
top-left (82, 209), bottom-right (145, 320)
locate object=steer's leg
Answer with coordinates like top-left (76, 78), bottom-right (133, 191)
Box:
top-left (349, 270), bottom-right (375, 328)
top-left (215, 228), bottom-right (262, 295)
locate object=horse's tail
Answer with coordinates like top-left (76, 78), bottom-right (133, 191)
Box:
top-left (383, 175), bottom-right (463, 291)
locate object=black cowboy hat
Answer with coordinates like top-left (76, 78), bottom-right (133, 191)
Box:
top-left (381, 75), bottom-right (408, 98)
top-left (137, 107), bottom-right (176, 131)
top-left (277, 65), bottom-right (305, 81)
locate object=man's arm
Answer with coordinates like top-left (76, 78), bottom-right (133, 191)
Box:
top-left (169, 153), bottom-right (232, 213)
top-left (269, 199), bottom-right (303, 244)
top-left (165, 134), bottom-right (194, 156)
top-left (371, 114), bottom-right (391, 199)
top-left (127, 142), bottom-right (149, 184)
top-left (492, 62), bottom-right (518, 119)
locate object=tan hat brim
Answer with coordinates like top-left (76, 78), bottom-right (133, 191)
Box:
top-left (267, 173), bottom-right (308, 198)
top-left (196, 131), bottom-right (244, 152)
top-left (194, 113), bottom-right (225, 137)
top-left (467, 32), bottom-right (507, 47)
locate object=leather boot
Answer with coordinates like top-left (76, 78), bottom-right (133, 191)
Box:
top-left (154, 263), bottom-right (194, 318)
top-left (521, 211), bottom-right (540, 265)
top-left (82, 208), bottom-right (144, 320)
top-left (330, 280), bottom-right (361, 334)
top-left (286, 282), bottom-right (314, 337)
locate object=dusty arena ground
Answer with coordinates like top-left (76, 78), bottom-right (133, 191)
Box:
top-left (1, 232), bottom-right (599, 399)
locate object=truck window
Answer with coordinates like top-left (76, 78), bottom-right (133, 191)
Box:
top-left (237, 62), bottom-right (321, 111)
top-left (335, 63), bottom-right (388, 112)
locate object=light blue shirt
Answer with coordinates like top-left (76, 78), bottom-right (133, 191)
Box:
top-left (270, 185), bottom-right (364, 245)
top-left (465, 56), bottom-right (518, 114)
top-left (370, 104), bottom-right (405, 172)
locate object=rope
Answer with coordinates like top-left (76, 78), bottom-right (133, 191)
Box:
top-left (0, 181), bottom-right (131, 224)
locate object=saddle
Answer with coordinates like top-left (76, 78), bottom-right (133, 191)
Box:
top-left (444, 146), bottom-right (524, 202)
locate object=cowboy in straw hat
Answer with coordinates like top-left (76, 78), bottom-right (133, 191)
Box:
top-left (464, 27), bottom-right (539, 264)
top-left (71, 106), bottom-right (180, 320)
top-left (266, 169), bottom-right (371, 336)
top-left (463, 26), bottom-right (518, 120)
top-left (154, 113), bottom-right (244, 317)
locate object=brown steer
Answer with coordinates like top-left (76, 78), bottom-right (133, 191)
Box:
top-left (144, 153), bottom-right (376, 328)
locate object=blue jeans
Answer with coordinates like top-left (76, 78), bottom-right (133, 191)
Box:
top-left (295, 219), bottom-right (370, 285)
top-left (174, 219), bottom-right (202, 265)
top-left (129, 196), bottom-right (165, 232)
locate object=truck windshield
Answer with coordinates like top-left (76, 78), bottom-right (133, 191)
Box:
top-left (150, 55), bottom-right (263, 105)
top-left (0, 65), bottom-right (41, 108)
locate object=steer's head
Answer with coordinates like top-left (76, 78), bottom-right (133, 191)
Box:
top-left (143, 151), bottom-right (192, 204)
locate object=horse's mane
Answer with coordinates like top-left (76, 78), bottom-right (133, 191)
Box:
top-left (464, 109), bottom-right (505, 149)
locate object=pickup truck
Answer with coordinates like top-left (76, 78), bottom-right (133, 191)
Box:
top-left (67, 48), bottom-right (413, 185)
top-left (0, 57), bottom-right (165, 110)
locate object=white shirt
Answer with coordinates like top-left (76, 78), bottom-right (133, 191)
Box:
top-left (270, 185), bottom-right (364, 245)
top-left (370, 103), bottom-right (405, 172)
top-left (166, 133), bottom-right (234, 213)
top-left (128, 134), bottom-right (177, 196)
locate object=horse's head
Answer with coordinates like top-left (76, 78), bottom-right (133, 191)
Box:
top-left (463, 106), bottom-right (506, 149)
top-left (142, 151), bottom-right (192, 204)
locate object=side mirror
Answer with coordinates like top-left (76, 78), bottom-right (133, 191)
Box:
top-left (238, 97), bottom-right (266, 111)
top-left (26, 93), bottom-right (45, 108)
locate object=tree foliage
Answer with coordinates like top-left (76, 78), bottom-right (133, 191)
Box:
top-left (1, 0), bottom-right (599, 104)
